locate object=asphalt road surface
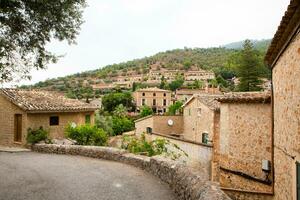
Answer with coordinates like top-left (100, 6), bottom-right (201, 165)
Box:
top-left (0, 152), bottom-right (177, 200)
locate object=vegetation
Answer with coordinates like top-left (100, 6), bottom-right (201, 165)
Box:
top-left (102, 92), bottom-right (134, 113)
top-left (140, 106), bottom-right (153, 117)
top-left (0, 0), bottom-right (86, 83)
top-left (236, 40), bottom-right (263, 91)
top-left (167, 101), bottom-right (183, 115)
top-left (111, 116), bottom-right (135, 136)
top-left (20, 39), bottom-right (271, 92)
top-left (121, 134), bottom-right (188, 160)
top-left (26, 127), bottom-right (50, 144)
top-left (65, 124), bottom-right (108, 146)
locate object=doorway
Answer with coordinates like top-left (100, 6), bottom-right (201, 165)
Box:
top-left (14, 114), bottom-right (22, 143)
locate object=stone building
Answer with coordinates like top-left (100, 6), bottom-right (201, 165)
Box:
top-left (216, 92), bottom-right (272, 200)
top-left (265, 1), bottom-right (300, 199)
top-left (176, 88), bottom-right (222, 102)
top-left (0, 89), bottom-right (97, 146)
top-left (133, 87), bottom-right (172, 114)
top-left (182, 94), bottom-right (222, 144)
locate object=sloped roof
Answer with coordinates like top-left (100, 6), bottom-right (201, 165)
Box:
top-left (217, 92), bottom-right (271, 103)
top-left (0, 88), bottom-right (98, 113)
top-left (182, 94), bottom-right (223, 111)
top-left (136, 87), bottom-right (171, 92)
top-left (265, 0), bottom-right (300, 67)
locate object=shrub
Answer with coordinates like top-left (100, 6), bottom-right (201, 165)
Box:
top-left (65, 124), bottom-right (108, 146)
top-left (122, 134), bottom-right (188, 160)
top-left (95, 113), bottom-right (114, 136)
top-left (26, 127), bottom-right (49, 144)
top-left (140, 105), bottom-right (153, 117)
top-left (112, 116), bottom-right (134, 136)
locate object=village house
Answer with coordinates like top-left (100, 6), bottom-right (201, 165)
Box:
top-left (181, 94), bottom-right (222, 144)
top-left (215, 92), bottom-right (272, 200)
top-left (133, 87), bottom-right (172, 114)
top-left (0, 89), bottom-right (97, 146)
top-left (265, 1), bottom-right (300, 199)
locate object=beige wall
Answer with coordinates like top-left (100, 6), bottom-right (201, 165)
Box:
top-left (0, 95), bottom-right (27, 146)
top-left (27, 112), bottom-right (95, 139)
top-left (135, 115), bottom-right (183, 136)
top-left (272, 32), bottom-right (300, 200)
top-left (218, 102), bottom-right (272, 196)
top-left (182, 98), bottom-right (216, 143)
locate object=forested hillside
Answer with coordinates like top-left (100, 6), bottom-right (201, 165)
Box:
top-left (21, 39), bottom-right (271, 93)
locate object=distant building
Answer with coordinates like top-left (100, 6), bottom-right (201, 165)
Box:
top-left (133, 87), bottom-right (172, 114)
top-left (265, 1), bottom-right (300, 199)
top-left (0, 89), bottom-right (97, 146)
top-left (176, 88), bottom-right (222, 102)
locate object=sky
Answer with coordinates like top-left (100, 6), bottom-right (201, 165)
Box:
top-left (14, 0), bottom-right (290, 86)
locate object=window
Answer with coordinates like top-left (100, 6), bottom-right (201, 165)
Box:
top-left (202, 132), bottom-right (209, 144)
top-left (197, 108), bottom-right (202, 117)
top-left (188, 108), bottom-right (191, 116)
top-left (153, 93), bottom-right (156, 96)
top-left (163, 108), bottom-right (166, 113)
top-left (85, 115), bottom-right (91, 124)
top-left (142, 92), bottom-right (145, 96)
top-left (153, 99), bottom-right (156, 106)
top-left (142, 99), bottom-right (146, 105)
top-left (163, 99), bottom-right (167, 106)
top-left (163, 93), bottom-right (166, 97)
top-left (297, 162), bottom-right (300, 200)
top-left (50, 116), bottom-right (59, 126)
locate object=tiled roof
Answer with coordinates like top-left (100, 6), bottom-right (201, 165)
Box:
top-left (265, 0), bottom-right (300, 67)
top-left (182, 94), bottom-right (223, 111)
top-left (136, 87), bottom-right (171, 92)
top-left (0, 89), bottom-right (98, 113)
top-left (217, 92), bottom-right (271, 103)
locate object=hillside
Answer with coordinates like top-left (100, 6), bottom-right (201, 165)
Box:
top-left (222, 39), bottom-right (271, 50)
top-left (21, 39), bottom-right (271, 94)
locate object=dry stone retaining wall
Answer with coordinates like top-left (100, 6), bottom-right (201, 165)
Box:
top-left (32, 144), bottom-right (231, 200)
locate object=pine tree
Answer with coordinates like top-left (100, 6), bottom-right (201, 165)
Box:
top-left (237, 40), bottom-right (262, 91)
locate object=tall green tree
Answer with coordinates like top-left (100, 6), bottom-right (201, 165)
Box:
top-left (102, 92), bottom-right (134, 113)
top-left (236, 40), bottom-right (263, 91)
top-left (0, 0), bottom-right (87, 83)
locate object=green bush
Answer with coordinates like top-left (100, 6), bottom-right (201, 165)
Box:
top-left (122, 134), bottom-right (188, 160)
top-left (65, 124), bottom-right (108, 146)
top-left (112, 116), bottom-right (134, 136)
top-left (140, 105), bottom-right (153, 117)
top-left (26, 127), bottom-right (49, 144)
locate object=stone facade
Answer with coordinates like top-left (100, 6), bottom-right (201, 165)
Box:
top-left (272, 32), bottom-right (300, 200)
top-left (133, 87), bottom-right (172, 114)
top-left (217, 101), bottom-right (272, 199)
top-left (182, 96), bottom-right (219, 144)
top-left (32, 144), bottom-right (231, 200)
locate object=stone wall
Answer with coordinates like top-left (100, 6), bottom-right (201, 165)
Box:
top-left (135, 115), bottom-right (183, 136)
top-left (272, 32), bottom-right (300, 200)
top-left (146, 133), bottom-right (213, 167)
top-left (0, 95), bottom-right (27, 146)
top-left (218, 102), bottom-right (272, 198)
top-left (32, 144), bottom-right (231, 200)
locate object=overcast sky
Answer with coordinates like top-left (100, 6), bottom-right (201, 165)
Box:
top-left (16, 0), bottom-right (290, 86)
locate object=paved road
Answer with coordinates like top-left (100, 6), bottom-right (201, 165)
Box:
top-left (0, 152), bottom-right (177, 200)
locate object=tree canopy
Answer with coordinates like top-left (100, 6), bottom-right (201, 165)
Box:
top-left (0, 0), bottom-right (86, 83)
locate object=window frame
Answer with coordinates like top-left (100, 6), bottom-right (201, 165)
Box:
top-left (49, 116), bottom-right (59, 126)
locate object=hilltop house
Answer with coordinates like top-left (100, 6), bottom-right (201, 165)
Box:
top-left (176, 87), bottom-right (222, 102)
top-left (265, 1), bottom-right (300, 199)
top-left (0, 89), bottom-right (97, 146)
top-left (133, 87), bottom-right (172, 114)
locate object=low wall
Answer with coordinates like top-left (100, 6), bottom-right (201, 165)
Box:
top-left (32, 144), bottom-right (230, 200)
top-left (135, 115), bottom-right (183, 136)
top-left (147, 132), bottom-right (213, 167)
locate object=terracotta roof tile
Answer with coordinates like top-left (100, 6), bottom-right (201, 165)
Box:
top-left (217, 92), bottom-right (271, 103)
top-left (0, 89), bottom-right (98, 113)
top-left (265, 0), bottom-right (300, 67)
